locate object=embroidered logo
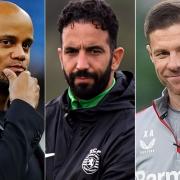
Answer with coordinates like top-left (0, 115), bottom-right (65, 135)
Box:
top-left (139, 129), bottom-right (156, 154)
top-left (140, 138), bottom-right (156, 150)
top-left (82, 148), bottom-right (101, 174)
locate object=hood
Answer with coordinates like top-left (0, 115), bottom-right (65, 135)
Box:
top-left (50, 70), bottom-right (135, 126)
top-left (61, 70), bottom-right (134, 113)
top-left (96, 70), bottom-right (135, 112)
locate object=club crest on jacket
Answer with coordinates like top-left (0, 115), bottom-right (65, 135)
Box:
top-left (82, 148), bottom-right (101, 174)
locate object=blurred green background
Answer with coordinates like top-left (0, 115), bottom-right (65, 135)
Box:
top-left (136, 0), bottom-right (164, 111)
top-left (46, 0), bottom-right (135, 102)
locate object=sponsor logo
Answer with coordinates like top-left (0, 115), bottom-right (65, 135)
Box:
top-left (82, 148), bottom-right (101, 174)
top-left (140, 138), bottom-right (156, 150)
top-left (140, 129), bottom-right (155, 154)
top-left (136, 170), bottom-right (180, 180)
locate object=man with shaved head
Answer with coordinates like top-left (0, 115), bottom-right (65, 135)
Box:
top-left (0, 1), bottom-right (43, 180)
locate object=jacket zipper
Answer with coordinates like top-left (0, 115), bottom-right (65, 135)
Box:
top-left (153, 101), bottom-right (180, 153)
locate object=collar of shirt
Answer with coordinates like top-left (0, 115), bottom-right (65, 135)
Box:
top-left (68, 78), bottom-right (116, 110)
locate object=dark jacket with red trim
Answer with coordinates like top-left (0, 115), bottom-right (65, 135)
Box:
top-left (46, 71), bottom-right (135, 180)
top-left (136, 89), bottom-right (180, 180)
top-left (0, 99), bottom-right (44, 180)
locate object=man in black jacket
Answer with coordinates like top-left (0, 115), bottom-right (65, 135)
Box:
top-left (0, 1), bottom-right (44, 180)
top-left (46, 0), bottom-right (135, 179)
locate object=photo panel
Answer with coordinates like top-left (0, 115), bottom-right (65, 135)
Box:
top-left (46, 0), bottom-right (135, 179)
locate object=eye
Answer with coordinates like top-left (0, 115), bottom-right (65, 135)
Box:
top-left (91, 49), bottom-right (102, 54)
top-left (87, 47), bottom-right (103, 55)
top-left (154, 51), bottom-right (169, 59)
top-left (0, 39), bottom-right (13, 46)
top-left (65, 48), bottom-right (78, 55)
top-left (22, 41), bottom-right (33, 50)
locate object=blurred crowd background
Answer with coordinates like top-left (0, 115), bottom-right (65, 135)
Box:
top-left (46, 0), bottom-right (135, 102)
top-left (8, 0), bottom-right (45, 115)
top-left (136, 0), bottom-right (164, 111)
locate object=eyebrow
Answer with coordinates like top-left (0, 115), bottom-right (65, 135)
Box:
top-left (0, 35), bottom-right (34, 43)
top-left (64, 45), bottom-right (105, 51)
top-left (24, 38), bottom-right (34, 45)
top-left (175, 46), bottom-right (180, 52)
top-left (86, 45), bottom-right (105, 51)
top-left (153, 49), bottom-right (168, 54)
top-left (0, 35), bottom-right (15, 40)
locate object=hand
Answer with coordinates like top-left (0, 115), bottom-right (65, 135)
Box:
top-left (3, 68), bottom-right (40, 109)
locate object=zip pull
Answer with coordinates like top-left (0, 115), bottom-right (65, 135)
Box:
top-left (173, 143), bottom-right (180, 153)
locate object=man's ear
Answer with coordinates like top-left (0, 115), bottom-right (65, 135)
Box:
top-left (111, 47), bottom-right (124, 71)
top-left (146, 45), bottom-right (154, 63)
top-left (57, 48), bottom-right (63, 70)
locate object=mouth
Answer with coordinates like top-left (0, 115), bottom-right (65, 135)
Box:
top-left (7, 65), bottom-right (26, 74)
top-left (167, 75), bottom-right (180, 82)
top-left (167, 74), bottom-right (180, 78)
top-left (75, 76), bottom-right (94, 84)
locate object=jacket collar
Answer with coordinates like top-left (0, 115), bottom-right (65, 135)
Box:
top-left (153, 88), bottom-right (169, 119)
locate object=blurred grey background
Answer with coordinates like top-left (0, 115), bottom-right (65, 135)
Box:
top-left (46, 0), bottom-right (135, 102)
top-left (136, 0), bottom-right (164, 111)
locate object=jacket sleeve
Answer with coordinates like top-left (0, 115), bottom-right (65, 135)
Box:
top-left (101, 123), bottom-right (135, 180)
top-left (0, 99), bottom-right (44, 180)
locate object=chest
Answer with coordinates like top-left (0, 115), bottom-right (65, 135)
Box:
top-left (47, 110), bottom-right (121, 180)
top-left (136, 111), bottom-right (180, 179)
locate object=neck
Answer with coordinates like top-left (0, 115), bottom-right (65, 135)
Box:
top-left (168, 91), bottom-right (180, 111)
top-left (105, 73), bottom-right (114, 90)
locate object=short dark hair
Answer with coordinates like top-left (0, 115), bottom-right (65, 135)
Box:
top-left (144, 0), bottom-right (180, 42)
top-left (57, 0), bottom-right (119, 50)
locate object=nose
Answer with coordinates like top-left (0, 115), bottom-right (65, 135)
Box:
top-left (76, 51), bottom-right (89, 70)
top-left (10, 44), bottom-right (26, 61)
top-left (167, 52), bottom-right (180, 71)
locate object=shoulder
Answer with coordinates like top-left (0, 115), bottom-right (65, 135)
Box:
top-left (46, 96), bottom-right (63, 130)
top-left (136, 105), bottom-right (154, 121)
top-left (117, 107), bottom-right (135, 130)
top-left (46, 96), bottom-right (63, 116)
top-left (109, 108), bottom-right (135, 144)
top-left (136, 105), bottom-right (160, 139)
top-left (136, 105), bottom-right (157, 131)
top-left (46, 96), bottom-right (64, 152)
top-left (46, 96), bottom-right (62, 109)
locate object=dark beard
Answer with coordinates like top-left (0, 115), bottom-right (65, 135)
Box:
top-left (64, 58), bottom-right (112, 100)
top-left (0, 73), bottom-right (9, 96)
